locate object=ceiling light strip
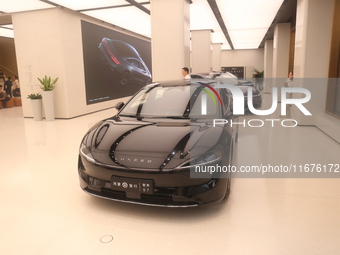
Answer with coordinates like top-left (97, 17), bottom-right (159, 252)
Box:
top-left (39, 0), bottom-right (61, 8)
top-left (207, 0), bottom-right (234, 49)
top-left (76, 2), bottom-right (150, 13)
top-left (0, 26), bottom-right (13, 30)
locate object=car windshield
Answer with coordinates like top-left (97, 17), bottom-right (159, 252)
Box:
top-left (120, 84), bottom-right (220, 119)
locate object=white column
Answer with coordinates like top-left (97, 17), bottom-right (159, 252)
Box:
top-left (294, 0), bottom-right (333, 78)
top-left (191, 29), bottom-right (213, 74)
top-left (272, 23), bottom-right (291, 79)
top-left (293, 0), bottom-right (336, 129)
top-left (150, 0), bottom-right (190, 81)
top-left (264, 40), bottom-right (274, 92)
top-left (264, 40), bottom-right (273, 79)
top-left (212, 43), bottom-right (222, 72)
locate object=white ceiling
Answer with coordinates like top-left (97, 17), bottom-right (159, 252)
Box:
top-left (0, 0), bottom-right (284, 50)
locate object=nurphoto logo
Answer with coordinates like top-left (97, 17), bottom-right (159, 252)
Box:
top-left (199, 83), bottom-right (312, 128)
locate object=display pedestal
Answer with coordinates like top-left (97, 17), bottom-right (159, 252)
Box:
top-left (42, 91), bottom-right (55, 121)
top-left (31, 99), bottom-right (43, 121)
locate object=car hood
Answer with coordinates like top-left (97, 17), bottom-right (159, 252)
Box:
top-left (86, 117), bottom-right (225, 170)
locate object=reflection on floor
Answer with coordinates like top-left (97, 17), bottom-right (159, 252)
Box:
top-left (0, 96), bottom-right (340, 254)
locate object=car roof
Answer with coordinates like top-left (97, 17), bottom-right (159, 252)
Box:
top-left (150, 79), bottom-right (222, 87)
top-left (151, 79), bottom-right (190, 87)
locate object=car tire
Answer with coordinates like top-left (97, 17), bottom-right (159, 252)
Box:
top-left (221, 176), bottom-right (231, 202)
top-left (225, 176), bottom-right (231, 198)
top-left (121, 71), bottom-right (130, 85)
top-left (223, 139), bottom-right (233, 201)
top-left (235, 127), bottom-right (239, 143)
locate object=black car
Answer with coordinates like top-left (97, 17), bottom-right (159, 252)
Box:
top-left (236, 85), bottom-right (262, 110)
top-left (78, 80), bottom-right (236, 207)
top-left (237, 79), bottom-right (254, 87)
top-left (98, 38), bottom-right (152, 85)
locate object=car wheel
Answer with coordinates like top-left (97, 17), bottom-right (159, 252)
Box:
top-left (222, 140), bottom-right (233, 201)
top-left (225, 176), bottom-right (231, 198)
top-left (235, 126), bottom-right (239, 143)
top-left (234, 117), bottom-right (239, 143)
top-left (120, 71), bottom-right (130, 85)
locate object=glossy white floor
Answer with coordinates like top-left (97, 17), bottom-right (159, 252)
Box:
top-left (1, 96), bottom-right (340, 255)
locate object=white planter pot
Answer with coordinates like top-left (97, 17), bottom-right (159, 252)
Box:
top-left (42, 91), bottom-right (55, 121)
top-left (31, 99), bottom-right (43, 121)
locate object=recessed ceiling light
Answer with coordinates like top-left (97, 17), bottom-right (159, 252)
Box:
top-left (216, 0), bottom-right (283, 49)
top-left (0, 0), bottom-right (53, 13)
top-left (48, 0), bottom-right (128, 11)
top-left (82, 6), bottom-right (151, 37)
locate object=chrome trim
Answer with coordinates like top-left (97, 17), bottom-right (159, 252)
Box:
top-left (244, 94), bottom-right (261, 98)
top-left (81, 154), bottom-right (189, 172)
top-left (175, 154), bottom-right (222, 170)
top-left (83, 189), bottom-right (198, 208)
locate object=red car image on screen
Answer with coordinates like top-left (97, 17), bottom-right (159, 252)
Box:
top-left (98, 38), bottom-right (152, 85)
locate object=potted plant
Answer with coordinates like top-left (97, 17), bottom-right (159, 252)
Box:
top-left (38, 75), bottom-right (59, 121)
top-left (27, 93), bottom-right (43, 121)
top-left (253, 69), bottom-right (264, 91)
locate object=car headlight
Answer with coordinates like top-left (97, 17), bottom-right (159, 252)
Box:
top-left (80, 139), bottom-right (96, 164)
top-left (176, 151), bottom-right (222, 170)
top-left (79, 121), bottom-right (104, 164)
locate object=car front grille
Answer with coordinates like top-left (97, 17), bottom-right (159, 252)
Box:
top-left (88, 187), bottom-right (198, 207)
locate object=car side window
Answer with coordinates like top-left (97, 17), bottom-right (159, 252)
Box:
top-left (220, 88), bottom-right (232, 116)
top-left (137, 61), bottom-right (146, 72)
top-left (126, 59), bottom-right (134, 65)
top-left (191, 75), bottom-right (202, 79)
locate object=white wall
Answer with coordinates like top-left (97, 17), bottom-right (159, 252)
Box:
top-left (12, 7), bottom-right (147, 119)
top-left (221, 49), bottom-right (264, 79)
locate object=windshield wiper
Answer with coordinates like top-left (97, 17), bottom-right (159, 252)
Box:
top-left (119, 114), bottom-right (138, 118)
top-left (165, 116), bottom-right (190, 119)
top-left (120, 115), bottom-right (190, 120)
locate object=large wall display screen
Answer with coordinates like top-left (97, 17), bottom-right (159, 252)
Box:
top-left (81, 20), bottom-right (152, 105)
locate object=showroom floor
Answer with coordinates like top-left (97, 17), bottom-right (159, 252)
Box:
top-left (1, 94), bottom-right (340, 255)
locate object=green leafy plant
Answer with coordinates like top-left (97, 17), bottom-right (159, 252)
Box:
top-left (38, 75), bottom-right (59, 91)
top-left (253, 69), bottom-right (264, 78)
top-left (27, 93), bottom-right (42, 99)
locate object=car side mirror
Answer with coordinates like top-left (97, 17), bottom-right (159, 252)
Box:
top-left (115, 102), bottom-right (124, 111)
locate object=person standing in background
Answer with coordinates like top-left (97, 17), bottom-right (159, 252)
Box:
top-left (283, 71), bottom-right (294, 118)
top-left (182, 67), bottom-right (190, 80)
top-left (0, 85), bottom-right (10, 108)
top-left (4, 76), bottom-right (12, 97)
top-left (284, 71), bottom-right (294, 88)
top-left (0, 70), bottom-right (4, 83)
top-left (12, 75), bottom-right (21, 97)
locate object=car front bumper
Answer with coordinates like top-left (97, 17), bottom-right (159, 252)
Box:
top-left (78, 155), bottom-right (228, 207)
